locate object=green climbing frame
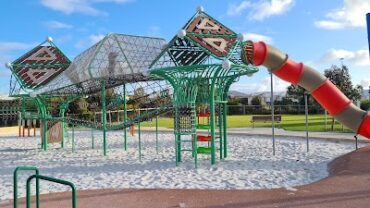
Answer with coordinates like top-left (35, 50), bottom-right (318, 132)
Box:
top-left (149, 10), bottom-right (259, 167)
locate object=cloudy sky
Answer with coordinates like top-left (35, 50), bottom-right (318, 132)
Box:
top-left (0, 0), bottom-right (369, 95)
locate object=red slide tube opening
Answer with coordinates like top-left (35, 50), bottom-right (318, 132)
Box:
top-left (252, 41), bottom-right (267, 66)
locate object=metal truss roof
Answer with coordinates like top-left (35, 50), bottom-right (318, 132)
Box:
top-left (35, 33), bottom-right (166, 96)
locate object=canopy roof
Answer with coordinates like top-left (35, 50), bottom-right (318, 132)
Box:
top-left (35, 33), bottom-right (166, 96)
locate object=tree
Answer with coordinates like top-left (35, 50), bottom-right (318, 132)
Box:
top-left (324, 64), bottom-right (362, 101)
top-left (251, 96), bottom-right (262, 105)
top-left (285, 85), bottom-right (320, 112)
top-left (324, 64), bottom-right (363, 130)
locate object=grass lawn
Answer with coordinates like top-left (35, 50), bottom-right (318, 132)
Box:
top-left (141, 114), bottom-right (353, 133)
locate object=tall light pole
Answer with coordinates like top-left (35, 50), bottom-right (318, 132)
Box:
top-left (270, 71), bottom-right (275, 155)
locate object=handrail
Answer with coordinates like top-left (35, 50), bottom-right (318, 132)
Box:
top-left (26, 174), bottom-right (77, 208)
top-left (13, 166), bottom-right (40, 208)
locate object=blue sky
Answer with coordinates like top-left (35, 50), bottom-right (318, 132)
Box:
top-left (0, 0), bottom-right (369, 95)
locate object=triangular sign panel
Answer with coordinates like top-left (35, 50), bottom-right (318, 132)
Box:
top-left (12, 45), bottom-right (70, 89)
top-left (185, 13), bottom-right (237, 57)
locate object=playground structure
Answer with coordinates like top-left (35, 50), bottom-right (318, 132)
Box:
top-left (3, 7), bottom-right (370, 208)
top-left (5, 7), bottom-right (370, 168)
top-left (6, 8), bottom-right (259, 167)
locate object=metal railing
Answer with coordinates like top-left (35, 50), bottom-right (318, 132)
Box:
top-left (26, 174), bottom-right (76, 208)
top-left (13, 166), bottom-right (76, 208)
top-left (13, 166), bottom-right (40, 208)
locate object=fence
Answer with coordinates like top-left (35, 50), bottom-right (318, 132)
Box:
top-left (227, 104), bottom-right (325, 115)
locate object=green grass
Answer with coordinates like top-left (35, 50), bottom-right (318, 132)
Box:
top-left (140, 114), bottom-right (352, 133)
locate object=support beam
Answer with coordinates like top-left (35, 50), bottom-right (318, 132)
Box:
top-left (270, 72), bottom-right (276, 156)
top-left (91, 128), bottom-right (95, 149)
top-left (60, 108), bottom-right (66, 148)
top-left (210, 89), bottom-right (216, 165)
top-left (72, 124), bottom-right (75, 152)
top-left (123, 84), bottom-right (128, 150)
top-left (33, 119), bottom-right (36, 137)
top-left (223, 102), bottom-right (228, 158)
top-left (101, 80), bottom-right (107, 156)
top-left (218, 104), bottom-right (223, 160)
top-left (138, 110), bottom-right (142, 161)
top-left (155, 115), bottom-right (158, 154)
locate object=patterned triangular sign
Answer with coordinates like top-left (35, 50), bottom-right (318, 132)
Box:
top-left (12, 45), bottom-right (70, 89)
top-left (26, 47), bottom-right (56, 61)
top-left (185, 13), bottom-right (236, 58)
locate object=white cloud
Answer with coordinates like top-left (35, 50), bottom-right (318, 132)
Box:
top-left (45, 20), bottom-right (73, 29)
top-left (148, 26), bottom-right (161, 37)
top-left (227, 0), bottom-right (295, 21)
top-left (321, 48), bottom-right (370, 66)
top-left (315, 0), bottom-right (370, 29)
top-left (55, 34), bottom-right (73, 44)
top-left (360, 79), bottom-right (370, 88)
top-left (242, 33), bottom-right (273, 44)
top-left (231, 76), bottom-right (290, 93)
top-left (0, 42), bottom-right (35, 52)
top-left (227, 1), bottom-right (251, 16)
top-left (89, 34), bottom-right (105, 44)
top-left (0, 41), bottom-right (36, 76)
top-left (40, 0), bottom-right (132, 16)
top-left (75, 34), bottom-right (105, 49)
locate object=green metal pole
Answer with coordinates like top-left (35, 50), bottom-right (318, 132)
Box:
top-left (13, 166), bottom-right (40, 208)
top-left (155, 115), bottom-right (158, 154)
top-left (101, 80), bottom-right (107, 156)
top-left (60, 108), bottom-right (65, 148)
top-left (72, 124), bottom-right (75, 152)
top-left (218, 104), bottom-right (223, 160)
top-left (223, 102), bottom-right (228, 158)
top-left (192, 103), bottom-right (197, 168)
top-left (210, 91), bottom-right (216, 165)
top-left (42, 119), bottom-right (48, 150)
top-left (36, 97), bottom-right (48, 151)
top-left (26, 174), bottom-right (77, 208)
top-left (123, 84), bottom-right (128, 150)
top-left (21, 97), bottom-right (25, 119)
top-left (175, 134), bottom-right (179, 166)
top-left (138, 114), bottom-right (142, 161)
top-left (91, 128), bottom-right (95, 149)
top-left (177, 134), bottom-right (181, 162)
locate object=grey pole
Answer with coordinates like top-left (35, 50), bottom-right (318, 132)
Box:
top-left (270, 72), bottom-right (275, 155)
top-left (354, 135), bottom-right (358, 150)
top-left (304, 92), bottom-right (309, 152)
top-left (324, 110), bottom-right (327, 131)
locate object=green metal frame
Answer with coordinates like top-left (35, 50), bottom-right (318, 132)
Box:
top-left (8, 10), bottom-right (259, 168)
top-left (13, 166), bottom-right (40, 208)
top-left (148, 10), bottom-right (259, 166)
top-left (26, 174), bottom-right (76, 208)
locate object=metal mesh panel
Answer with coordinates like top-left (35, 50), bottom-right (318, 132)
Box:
top-left (35, 33), bottom-right (166, 95)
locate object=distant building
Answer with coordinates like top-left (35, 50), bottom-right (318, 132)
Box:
top-left (228, 90), bottom-right (286, 105)
top-left (0, 96), bottom-right (20, 127)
